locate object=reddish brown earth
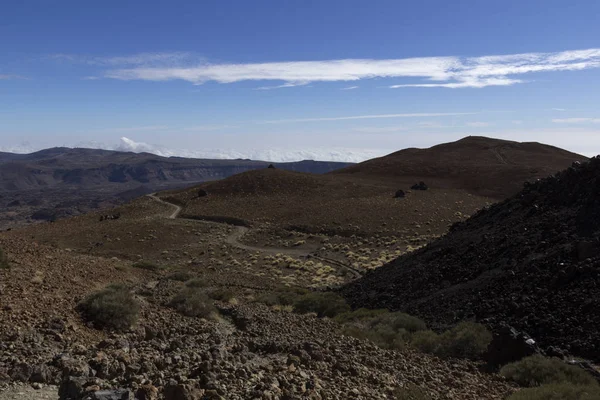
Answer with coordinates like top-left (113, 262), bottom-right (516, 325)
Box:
top-left (333, 136), bottom-right (588, 198)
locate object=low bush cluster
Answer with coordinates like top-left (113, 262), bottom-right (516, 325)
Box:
top-left (507, 384), bottom-right (600, 400)
top-left (500, 355), bottom-right (599, 387)
top-left (501, 355), bottom-right (600, 400)
top-left (169, 286), bottom-right (217, 319)
top-left (410, 322), bottom-right (492, 359)
top-left (208, 288), bottom-right (235, 302)
top-left (132, 261), bottom-right (164, 271)
top-left (337, 308), bottom-right (428, 350)
top-left (78, 284), bottom-right (140, 331)
top-left (166, 271), bottom-right (194, 282)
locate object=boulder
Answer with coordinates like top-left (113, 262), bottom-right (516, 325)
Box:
top-left (485, 325), bottom-right (539, 366)
top-left (163, 383), bottom-right (204, 400)
top-left (394, 190), bottom-right (406, 198)
top-left (85, 390), bottom-right (133, 400)
top-left (197, 189), bottom-right (208, 198)
top-left (267, 164), bottom-right (276, 169)
top-left (410, 181), bottom-right (428, 191)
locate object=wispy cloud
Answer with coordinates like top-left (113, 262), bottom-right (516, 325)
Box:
top-left (341, 86), bottom-right (359, 90)
top-left (94, 48), bottom-right (600, 89)
top-left (255, 82), bottom-right (309, 90)
top-left (552, 117), bottom-right (600, 124)
top-left (94, 125), bottom-right (170, 133)
top-left (465, 121), bottom-right (491, 127)
top-left (552, 108), bottom-right (567, 111)
top-left (183, 125), bottom-right (238, 131)
top-left (0, 74), bottom-right (27, 80)
top-left (51, 52), bottom-right (196, 67)
top-left (512, 120), bottom-right (523, 125)
top-left (262, 112), bottom-right (475, 124)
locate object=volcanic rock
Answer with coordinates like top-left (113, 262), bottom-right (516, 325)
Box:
top-left (343, 156), bottom-right (600, 361)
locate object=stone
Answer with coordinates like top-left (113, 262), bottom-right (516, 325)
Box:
top-left (163, 383), bottom-right (204, 400)
top-left (86, 390), bottom-right (133, 400)
top-left (394, 190), bottom-right (406, 198)
top-left (410, 181), bottom-right (428, 191)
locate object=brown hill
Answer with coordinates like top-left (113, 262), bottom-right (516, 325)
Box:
top-left (333, 136), bottom-right (588, 199)
top-left (164, 165), bottom-right (493, 238)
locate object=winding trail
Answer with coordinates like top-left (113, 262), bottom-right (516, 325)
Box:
top-left (147, 194), bottom-right (362, 278)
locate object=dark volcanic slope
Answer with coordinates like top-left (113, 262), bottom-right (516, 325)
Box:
top-left (333, 136), bottom-right (587, 198)
top-left (343, 157), bottom-right (600, 361)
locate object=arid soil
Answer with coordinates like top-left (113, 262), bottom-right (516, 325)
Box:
top-left (0, 195), bottom-right (514, 399)
top-left (0, 136), bottom-right (589, 399)
top-left (343, 157), bottom-right (600, 361)
top-left (334, 136), bottom-right (587, 198)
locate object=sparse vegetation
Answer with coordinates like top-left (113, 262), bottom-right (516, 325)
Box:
top-left (0, 247), bottom-right (8, 269)
top-left (337, 308), bottom-right (427, 350)
top-left (185, 278), bottom-right (209, 288)
top-left (167, 271), bottom-right (194, 281)
top-left (410, 322), bottom-right (492, 359)
top-left (208, 287), bottom-right (235, 302)
top-left (293, 292), bottom-right (351, 318)
top-left (169, 286), bottom-right (217, 319)
top-left (507, 384), bottom-right (600, 400)
top-left (78, 284), bottom-right (140, 331)
top-left (132, 260), bottom-right (164, 271)
top-left (500, 355), bottom-right (599, 387)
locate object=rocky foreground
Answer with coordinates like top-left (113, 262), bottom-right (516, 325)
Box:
top-left (0, 236), bottom-right (513, 399)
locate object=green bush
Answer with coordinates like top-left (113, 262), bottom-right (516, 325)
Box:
top-left (500, 355), bottom-right (599, 387)
top-left (78, 284), bottom-right (140, 331)
top-left (337, 308), bottom-right (427, 350)
top-left (507, 384), bottom-right (600, 400)
top-left (208, 288), bottom-right (235, 302)
top-left (293, 292), bottom-right (350, 318)
top-left (132, 261), bottom-right (163, 271)
top-left (409, 322), bottom-right (491, 359)
top-left (437, 321), bottom-right (492, 359)
top-left (167, 271), bottom-right (194, 282)
top-left (410, 330), bottom-right (441, 354)
top-left (256, 287), bottom-right (309, 307)
top-left (185, 278), bottom-right (209, 288)
top-left (393, 384), bottom-right (432, 400)
top-left (169, 287), bottom-right (216, 319)
top-left (0, 247), bottom-right (8, 269)
top-left (334, 308), bottom-right (392, 324)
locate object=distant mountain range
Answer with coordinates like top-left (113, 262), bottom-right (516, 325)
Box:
top-left (0, 147), bottom-right (352, 228)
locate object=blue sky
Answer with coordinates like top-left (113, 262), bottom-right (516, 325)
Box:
top-left (1, 0), bottom-right (600, 161)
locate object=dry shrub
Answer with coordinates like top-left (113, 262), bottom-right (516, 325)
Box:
top-left (78, 284), bottom-right (140, 331)
top-left (500, 355), bottom-right (599, 387)
top-left (169, 287), bottom-right (216, 319)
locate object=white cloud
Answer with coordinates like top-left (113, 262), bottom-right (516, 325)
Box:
top-left (511, 120), bottom-right (523, 125)
top-left (0, 74), bottom-right (26, 80)
top-left (552, 108), bottom-right (566, 111)
top-left (552, 118), bottom-right (600, 124)
top-left (98, 137), bottom-right (384, 162)
top-left (465, 121), bottom-right (491, 127)
top-left (94, 125), bottom-right (170, 133)
top-left (254, 82), bottom-right (309, 90)
top-left (51, 52), bottom-right (195, 67)
top-left (97, 48), bottom-right (600, 89)
top-left (262, 112), bottom-right (474, 124)
top-left (341, 86), bottom-right (359, 90)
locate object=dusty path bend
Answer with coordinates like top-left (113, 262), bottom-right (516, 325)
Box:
top-left (147, 194), bottom-right (363, 278)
